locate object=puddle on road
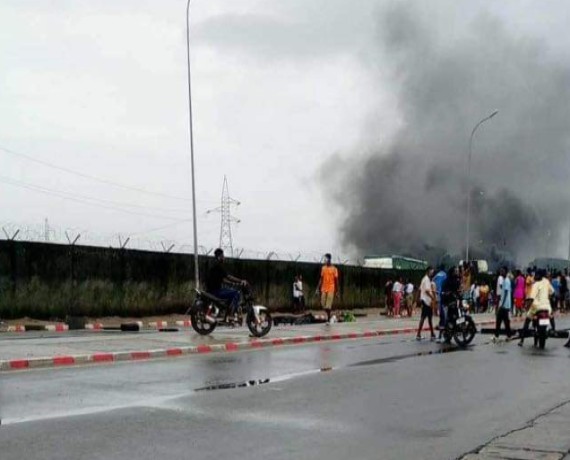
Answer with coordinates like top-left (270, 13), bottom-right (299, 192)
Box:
top-left (194, 368), bottom-right (333, 392)
top-left (348, 344), bottom-right (468, 368)
top-left (195, 379), bottom-right (272, 391)
top-left (195, 337), bottom-right (570, 394)
top-left (193, 346), bottom-right (471, 392)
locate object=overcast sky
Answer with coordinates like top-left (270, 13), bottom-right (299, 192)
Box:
top-left (1, 1), bottom-right (569, 260)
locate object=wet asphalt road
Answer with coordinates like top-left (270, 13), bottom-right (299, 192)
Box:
top-left (2, 321), bottom-right (570, 460)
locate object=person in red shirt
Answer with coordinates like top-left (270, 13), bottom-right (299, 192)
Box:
top-left (316, 253), bottom-right (340, 324)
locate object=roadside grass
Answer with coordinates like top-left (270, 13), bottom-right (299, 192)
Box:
top-left (0, 279), bottom-right (385, 319)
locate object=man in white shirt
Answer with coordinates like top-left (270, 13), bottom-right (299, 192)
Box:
top-left (519, 269), bottom-right (555, 347)
top-left (404, 281), bottom-right (415, 317)
top-left (495, 271), bottom-right (504, 313)
top-left (416, 267), bottom-right (436, 341)
top-left (392, 277), bottom-right (404, 317)
top-left (473, 283), bottom-right (480, 313)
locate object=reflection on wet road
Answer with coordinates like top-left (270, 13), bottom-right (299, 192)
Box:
top-left (2, 321), bottom-right (570, 460)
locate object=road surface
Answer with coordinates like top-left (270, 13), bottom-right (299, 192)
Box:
top-left (2, 320), bottom-right (570, 459)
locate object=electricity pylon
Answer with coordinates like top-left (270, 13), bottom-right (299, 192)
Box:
top-left (207, 176), bottom-right (240, 257)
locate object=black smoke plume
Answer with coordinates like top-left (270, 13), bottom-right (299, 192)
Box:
top-left (323, 2), bottom-right (570, 265)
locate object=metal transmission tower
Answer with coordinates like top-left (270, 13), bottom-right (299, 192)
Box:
top-left (207, 176), bottom-right (240, 256)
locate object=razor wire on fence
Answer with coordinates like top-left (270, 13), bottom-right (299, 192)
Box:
top-left (0, 220), bottom-right (358, 265)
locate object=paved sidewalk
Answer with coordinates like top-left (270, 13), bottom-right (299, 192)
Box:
top-left (461, 400), bottom-right (570, 459)
top-left (0, 314), bottom-right (520, 371)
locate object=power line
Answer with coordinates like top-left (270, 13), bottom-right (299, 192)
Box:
top-left (0, 175), bottom-right (192, 221)
top-left (131, 218), bottom-right (195, 236)
top-left (0, 174), bottom-right (192, 213)
top-left (0, 144), bottom-right (204, 203)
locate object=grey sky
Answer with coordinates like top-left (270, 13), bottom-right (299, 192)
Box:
top-left (1, 1), bottom-right (569, 261)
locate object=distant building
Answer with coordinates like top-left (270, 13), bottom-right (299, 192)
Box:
top-left (363, 255), bottom-right (428, 271)
top-left (529, 258), bottom-right (570, 272)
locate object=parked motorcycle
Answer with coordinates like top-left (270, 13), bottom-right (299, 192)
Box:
top-left (442, 297), bottom-right (477, 347)
top-left (189, 285), bottom-right (273, 338)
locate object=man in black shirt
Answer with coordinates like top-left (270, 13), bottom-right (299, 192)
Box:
top-left (438, 266), bottom-right (461, 343)
top-left (206, 248), bottom-right (248, 320)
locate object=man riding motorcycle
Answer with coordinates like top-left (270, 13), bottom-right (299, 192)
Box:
top-left (518, 269), bottom-right (556, 347)
top-left (206, 248), bottom-right (248, 322)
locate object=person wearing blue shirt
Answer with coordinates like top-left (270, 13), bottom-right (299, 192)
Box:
top-left (494, 267), bottom-right (513, 341)
top-left (432, 266), bottom-right (448, 341)
top-left (551, 273), bottom-right (560, 310)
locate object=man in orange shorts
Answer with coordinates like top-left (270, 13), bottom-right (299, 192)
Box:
top-left (316, 253), bottom-right (339, 324)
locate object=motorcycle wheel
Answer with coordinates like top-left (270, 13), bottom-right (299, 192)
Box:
top-left (453, 317), bottom-right (476, 347)
top-left (247, 310), bottom-right (272, 338)
top-left (190, 308), bottom-right (217, 335)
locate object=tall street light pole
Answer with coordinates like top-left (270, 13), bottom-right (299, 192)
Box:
top-left (186, 0), bottom-right (200, 288)
top-left (465, 109), bottom-right (498, 262)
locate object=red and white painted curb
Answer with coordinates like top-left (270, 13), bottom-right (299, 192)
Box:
top-left (45, 324), bottom-right (69, 332)
top-left (175, 320), bottom-right (192, 328)
top-left (0, 317), bottom-right (521, 372)
top-left (85, 320), bottom-right (192, 330)
top-left (145, 320), bottom-right (193, 329)
top-left (148, 320), bottom-right (169, 329)
top-left (4, 323), bottom-right (69, 333)
top-left (2, 320), bottom-right (192, 333)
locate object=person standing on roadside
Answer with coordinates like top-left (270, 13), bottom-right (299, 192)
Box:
top-left (392, 276), bottom-right (404, 318)
top-left (384, 279), bottom-right (394, 316)
top-left (292, 275), bottom-right (305, 312)
top-left (551, 272), bottom-right (561, 311)
top-left (416, 267), bottom-right (436, 341)
top-left (563, 268), bottom-right (570, 309)
top-left (525, 268), bottom-right (535, 311)
top-left (494, 267), bottom-right (513, 341)
top-left (316, 253), bottom-right (339, 324)
top-left (479, 280), bottom-right (490, 312)
top-left (472, 282), bottom-right (481, 313)
top-left (461, 262), bottom-right (472, 304)
top-left (514, 270), bottom-right (526, 317)
top-left (404, 280), bottom-right (415, 317)
top-left (494, 269), bottom-right (505, 314)
top-left (560, 271), bottom-right (568, 312)
top-left (433, 265), bottom-right (447, 321)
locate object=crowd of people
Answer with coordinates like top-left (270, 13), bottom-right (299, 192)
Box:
top-left (384, 265), bottom-right (570, 320)
top-left (382, 263), bottom-right (570, 344)
top-left (211, 248), bottom-right (568, 341)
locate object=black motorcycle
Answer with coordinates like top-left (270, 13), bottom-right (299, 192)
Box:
top-left (441, 295), bottom-right (477, 347)
top-left (515, 310), bottom-right (552, 349)
top-left (189, 285), bottom-right (273, 338)
top-left (532, 310), bottom-right (552, 349)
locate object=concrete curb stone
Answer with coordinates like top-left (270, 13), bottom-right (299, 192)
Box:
top-left (0, 317), bottom-right (517, 372)
top-left (3, 323), bottom-right (69, 333)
